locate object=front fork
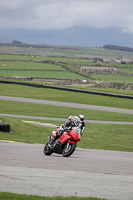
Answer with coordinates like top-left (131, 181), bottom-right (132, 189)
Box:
top-left (48, 135), bottom-right (51, 143)
top-left (66, 142), bottom-right (70, 149)
top-left (66, 140), bottom-right (75, 149)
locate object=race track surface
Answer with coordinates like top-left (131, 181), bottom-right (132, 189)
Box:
top-left (0, 142), bottom-right (133, 200)
top-left (0, 114), bottom-right (133, 125)
top-left (0, 95), bottom-right (133, 114)
top-left (0, 95), bottom-right (133, 199)
top-left (0, 95), bottom-right (133, 125)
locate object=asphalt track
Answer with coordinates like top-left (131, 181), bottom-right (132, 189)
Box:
top-left (0, 95), bottom-right (133, 125)
top-left (0, 95), bottom-right (133, 114)
top-left (0, 95), bottom-right (133, 199)
top-left (0, 141), bottom-right (133, 200)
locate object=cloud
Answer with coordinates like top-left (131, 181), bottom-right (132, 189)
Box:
top-left (0, 0), bottom-right (133, 33)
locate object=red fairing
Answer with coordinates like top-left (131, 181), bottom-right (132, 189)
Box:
top-left (58, 128), bottom-right (81, 144)
top-left (68, 140), bottom-right (76, 144)
top-left (52, 126), bottom-right (61, 137)
top-left (70, 128), bottom-right (81, 141)
top-left (59, 132), bottom-right (72, 144)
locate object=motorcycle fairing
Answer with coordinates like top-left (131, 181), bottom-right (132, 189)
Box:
top-left (69, 128), bottom-right (81, 142)
top-left (58, 132), bottom-right (72, 144)
top-left (67, 140), bottom-right (76, 144)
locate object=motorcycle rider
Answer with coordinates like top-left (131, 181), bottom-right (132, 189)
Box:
top-left (78, 114), bottom-right (85, 135)
top-left (50, 115), bottom-right (85, 146)
top-left (64, 115), bottom-right (85, 135)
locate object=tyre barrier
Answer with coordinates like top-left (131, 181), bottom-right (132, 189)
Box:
top-left (0, 124), bottom-right (10, 132)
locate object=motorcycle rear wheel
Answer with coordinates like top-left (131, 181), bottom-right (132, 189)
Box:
top-left (62, 143), bottom-right (76, 157)
top-left (43, 143), bottom-right (53, 156)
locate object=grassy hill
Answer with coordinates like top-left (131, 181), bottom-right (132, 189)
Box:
top-left (1, 42), bottom-right (133, 59)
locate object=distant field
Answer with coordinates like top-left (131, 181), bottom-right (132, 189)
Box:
top-left (0, 61), bottom-right (63, 70)
top-left (116, 67), bottom-right (133, 73)
top-left (0, 70), bottom-right (86, 79)
top-left (0, 55), bottom-right (89, 79)
top-left (0, 54), bottom-right (133, 83)
top-left (1, 45), bottom-right (133, 58)
top-left (94, 74), bottom-right (133, 83)
top-left (0, 54), bottom-right (91, 65)
top-left (1, 54), bottom-right (133, 68)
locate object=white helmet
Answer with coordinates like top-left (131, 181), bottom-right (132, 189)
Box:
top-left (79, 114), bottom-right (84, 121)
top-left (72, 116), bottom-right (82, 127)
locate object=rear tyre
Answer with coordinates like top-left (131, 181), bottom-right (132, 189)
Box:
top-left (62, 143), bottom-right (76, 157)
top-left (43, 143), bottom-right (53, 156)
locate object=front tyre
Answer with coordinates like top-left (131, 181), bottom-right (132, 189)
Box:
top-left (62, 143), bottom-right (76, 157)
top-left (43, 143), bottom-right (53, 156)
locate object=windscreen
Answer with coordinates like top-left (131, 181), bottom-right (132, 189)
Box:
top-left (73, 127), bottom-right (81, 135)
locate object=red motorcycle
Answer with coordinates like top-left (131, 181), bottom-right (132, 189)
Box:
top-left (43, 125), bottom-right (81, 157)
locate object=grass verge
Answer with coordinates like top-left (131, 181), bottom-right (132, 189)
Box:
top-left (0, 83), bottom-right (133, 152)
top-left (0, 192), bottom-right (108, 200)
top-left (0, 83), bottom-right (133, 110)
top-left (0, 100), bottom-right (133, 122)
top-left (0, 117), bottom-right (133, 152)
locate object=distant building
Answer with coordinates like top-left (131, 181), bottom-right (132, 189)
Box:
top-left (121, 59), bottom-right (133, 64)
top-left (91, 57), bottom-right (103, 63)
top-left (103, 59), bottom-right (112, 63)
top-left (113, 60), bottom-right (121, 64)
top-left (80, 66), bottom-right (117, 74)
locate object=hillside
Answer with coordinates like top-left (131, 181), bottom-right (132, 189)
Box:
top-left (103, 45), bottom-right (133, 52)
top-left (1, 42), bottom-right (133, 59)
top-left (0, 40), bottom-right (79, 51)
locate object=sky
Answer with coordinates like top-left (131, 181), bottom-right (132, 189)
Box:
top-left (0, 0), bottom-right (133, 46)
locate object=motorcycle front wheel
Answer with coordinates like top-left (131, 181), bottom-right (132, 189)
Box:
top-left (43, 143), bottom-right (53, 156)
top-left (62, 143), bottom-right (76, 157)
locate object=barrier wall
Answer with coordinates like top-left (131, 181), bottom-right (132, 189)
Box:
top-left (0, 80), bottom-right (133, 99)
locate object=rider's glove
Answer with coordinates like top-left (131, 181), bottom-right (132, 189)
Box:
top-left (62, 124), bottom-right (65, 129)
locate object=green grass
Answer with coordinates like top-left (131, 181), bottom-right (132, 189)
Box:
top-left (0, 192), bottom-right (107, 200)
top-left (0, 99), bottom-right (133, 122)
top-left (80, 123), bottom-right (133, 151)
top-left (1, 54), bottom-right (133, 69)
top-left (0, 70), bottom-right (85, 79)
top-left (117, 67), bottom-right (133, 73)
top-left (1, 54), bottom-right (133, 83)
top-left (0, 117), bottom-right (133, 152)
top-left (68, 85), bottom-right (133, 96)
top-left (0, 83), bottom-right (133, 110)
top-left (0, 76), bottom-right (133, 152)
top-left (0, 61), bottom-right (63, 70)
top-left (0, 54), bottom-right (91, 65)
top-left (0, 117), bottom-right (54, 144)
top-left (0, 82), bottom-right (133, 152)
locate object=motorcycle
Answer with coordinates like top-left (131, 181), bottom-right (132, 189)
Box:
top-left (43, 125), bottom-right (81, 157)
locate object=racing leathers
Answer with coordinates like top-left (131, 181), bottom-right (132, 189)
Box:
top-left (65, 116), bottom-right (85, 135)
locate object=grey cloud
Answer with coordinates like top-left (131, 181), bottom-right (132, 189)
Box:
top-left (0, 0), bottom-right (133, 33)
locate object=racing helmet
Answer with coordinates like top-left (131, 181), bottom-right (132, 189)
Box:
top-left (68, 116), bottom-right (73, 120)
top-left (79, 114), bottom-right (84, 121)
top-left (72, 116), bottom-right (82, 127)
